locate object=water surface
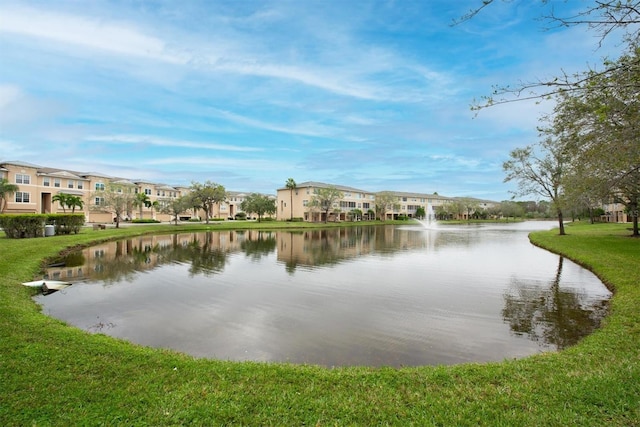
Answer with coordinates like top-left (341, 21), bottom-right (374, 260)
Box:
top-left (37, 221), bottom-right (611, 367)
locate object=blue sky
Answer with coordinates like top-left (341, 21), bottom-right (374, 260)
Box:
top-left (0, 1), bottom-right (626, 201)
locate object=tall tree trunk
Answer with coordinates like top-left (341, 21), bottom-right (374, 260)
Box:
top-left (631, 201), bottom-right (639, 237)
top-left (557, 208), bottom-right (566, 235)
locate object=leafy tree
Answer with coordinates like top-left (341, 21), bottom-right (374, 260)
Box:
top-left (0, 178), bottom-right (19, 213)
top-left (435, 204), bottom-right (452, 220)
top-left (457, 197), bottom-right (480, 221)
top-left (240, 193), bottom-right (276, 222)
top-left (414, 206), bottom-right (426, 219)
top-left (92, 183), bottom-right (137, 228)
top-left (551, 46), bottom-right (640, 235)
top-left (503, 137), bottom-right (569, 235)
top-left (190, 181), bottom-right (226, 224)
top-left (309, 186), bottom-right (344, 223)
top-left (349, 208), bottom-right (363, 221)
top-left (500, 201), bottom-right (525, 221)
top-left (374, 192), bottom-right (399, 221)
top-left (161, 196), bottom-right (191, 225)
top-left (285, 178), bottom-right (296, 220)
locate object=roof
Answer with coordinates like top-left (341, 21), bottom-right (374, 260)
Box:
top-left (377, 190), bottom-right (451, 200)
top-left (0, 160), bottom-right (43, 169)
top-left (279, 181), bottom-right (372, 194)
top-left (39, 169), bottom-right (88, 180)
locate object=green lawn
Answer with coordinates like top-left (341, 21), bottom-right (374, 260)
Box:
top-left (1, 221), bottom-right (638, 426)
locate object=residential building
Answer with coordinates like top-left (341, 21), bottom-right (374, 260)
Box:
top-left (0, 161), bottom-right (183, 222)
top-left (276, 181), bottom-right (377, 222)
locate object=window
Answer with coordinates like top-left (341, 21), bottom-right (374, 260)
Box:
top-left (95, 197), bottom-right (104, 206)
top-left (15, 174), bottom-right (30, 184)
top-left (54, 178), bottom-right (61, 188)
top-left (303, 200), bottom-right (309, 206)
top-left (15, 192), bottom-right (30, 203)
top-left (43, 177), bottom-right (50, 186)
top-left (77, 181), bottom-right (83, 190)
top-left (363, 203), bottom-right (370, 209)
top-left (95, 182), bottom-right (105, 191)
top-left (68, 180), bottom-right (74, 189)
top-left (144, 188), bottom-right (151, 195)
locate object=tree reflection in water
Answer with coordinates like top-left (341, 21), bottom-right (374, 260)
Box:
top-left (502, 256), bottom-right (610, 349)
top-left (39, 224), bottom-right (613, 366)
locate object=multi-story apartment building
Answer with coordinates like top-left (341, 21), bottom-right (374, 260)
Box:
top-left (0, 160), bottom-right (278, 223)
top-left (601, 201), bottom-right (630, 223)
top-left (276, 181), bottom-right (377, 222)
top-left (0, 161), bottom-right (184, 222)
top-left (378, 190), bottom-right (451, 220)
top-left (276, 182), bottom-right (454, 222)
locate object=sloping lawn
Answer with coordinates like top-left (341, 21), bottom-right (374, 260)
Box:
top-left (1, 221), bottom-right (638, 425)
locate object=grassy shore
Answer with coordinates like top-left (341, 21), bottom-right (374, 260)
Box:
top-left (1, 221), bottom-right (638, 426)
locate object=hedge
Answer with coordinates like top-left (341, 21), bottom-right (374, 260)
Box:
top-left (0, 213), bottom-right (84, 238)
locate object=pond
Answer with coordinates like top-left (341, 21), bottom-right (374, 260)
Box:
top-left (36, 221), bottom-right (611, 367)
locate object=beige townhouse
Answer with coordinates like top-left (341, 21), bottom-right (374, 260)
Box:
top-left (276, 181), bottom-right (456, 222)
top-left (276, 181), bottom-right (377, 222)
top-left (0, 161), bottom-right (185, 223)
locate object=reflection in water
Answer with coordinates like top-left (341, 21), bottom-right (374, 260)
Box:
top-left (502, 257), bottom-right (609, 349)
top-left (38, 223), bottom-right (611, 367)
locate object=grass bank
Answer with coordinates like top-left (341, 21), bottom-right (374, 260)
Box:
top-left (1, 221), bottom-right (638, 425)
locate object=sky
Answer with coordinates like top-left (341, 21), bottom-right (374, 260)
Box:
top-left (0, 1), bottom-right (628, 201)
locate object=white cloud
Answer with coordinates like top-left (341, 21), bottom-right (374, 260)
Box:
top-left (0, 5), bottom-right (187, 64)
top-left (85, 134), bottom-right (262, 152)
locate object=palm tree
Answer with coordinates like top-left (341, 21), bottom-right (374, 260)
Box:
top-left (66, 195), bottom-right (84, 213)
top-left (285, 178), bottom-right (296, 220)
top-left (134, 192), bottom-right (150, 220)
top-left (52, 193), bottom-right (70, 213)
top-left (0, 178), bottom-right (19, 213)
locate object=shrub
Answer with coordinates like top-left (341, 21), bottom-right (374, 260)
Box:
top-left (0, 214), bottom-right (46, 238)
top-left (47, 214), bottom-right (85, 234)
top-left (287, 217), bottom-right (305, 222)
top-left (0, 214), bottom-right (85, 238)
top-left (131, 219), bottom-right (160, 224)
top-left (235, 212), bottom-right (247, 220)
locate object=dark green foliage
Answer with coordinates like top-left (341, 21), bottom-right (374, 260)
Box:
top-left (0, 214), bottom-right (46, 238)
top-left (0, 214), bottom-right (84, 238)
top-left (131, 219), bottom-right (161, 224)
top-left (47, 214), bottom-right (85, 235)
